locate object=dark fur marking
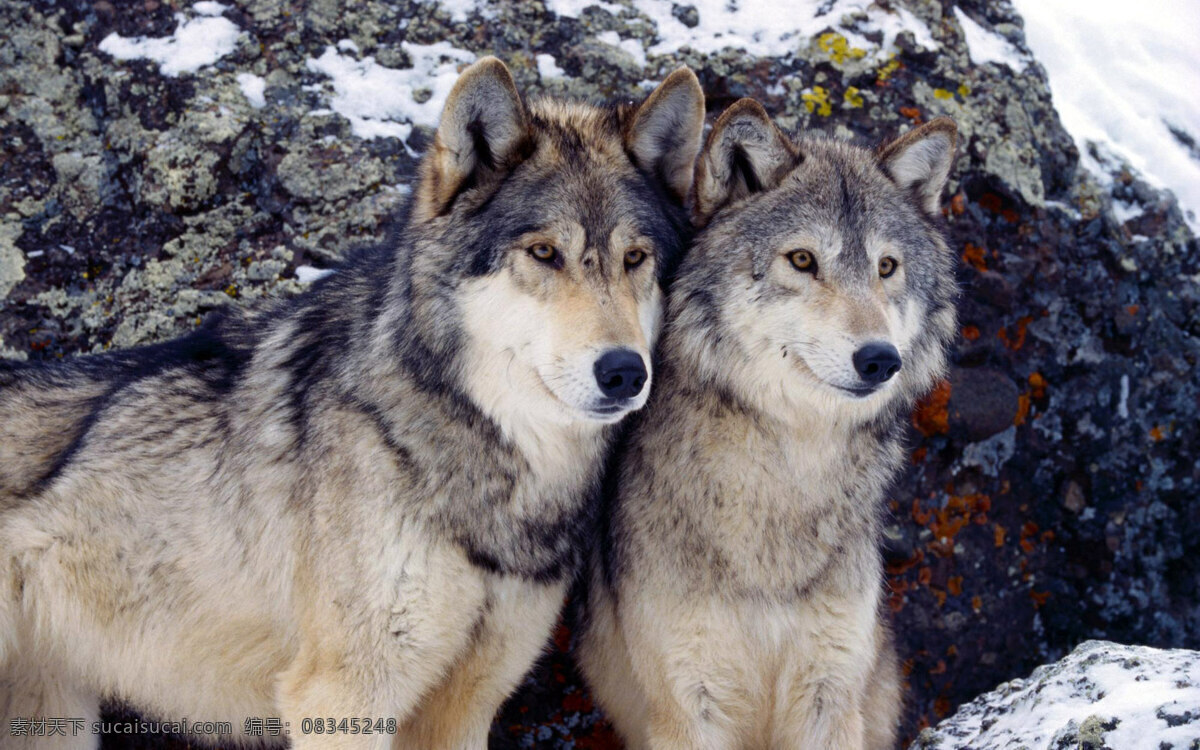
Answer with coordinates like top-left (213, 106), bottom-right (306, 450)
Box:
top-left (731, 144), bottom-right (763, 194)
top-left (31, 315), bottom-right (251, 492)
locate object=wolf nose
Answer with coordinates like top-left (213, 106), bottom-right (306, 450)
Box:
top-left (594, 349), bottom-right (647, 399)
top-left (853, 343), bottom-right (902, 384)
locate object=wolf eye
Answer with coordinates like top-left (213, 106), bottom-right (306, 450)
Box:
top-left (527, 243), bottom-right (559, 265)
top-left (624, 249), bottom-right (647, 270)
top-left (787, 249), bottom-right (817, 274)
top-left (879, 256), bottom-right (899, 278)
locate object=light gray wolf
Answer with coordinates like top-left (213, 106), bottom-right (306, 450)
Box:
top-left (577, 100), bottom-right (959, 750)
top-left (0, 57), bottom-right (705, 749)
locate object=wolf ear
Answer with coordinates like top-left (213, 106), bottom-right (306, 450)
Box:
top-left (625, 67), bottom-right (706, 204)
top-left (416, 57), bottom-right (531, 220)
top-left (877, 117), bottom-right (957, 215)
top-left (693, 98), bottom-right (799, 226)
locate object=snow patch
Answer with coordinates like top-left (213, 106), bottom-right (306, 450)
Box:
top-left (953, 7), bottom-right (1028, 70)
top-left (1011, 0), bottom-right (1200, 233)
top-left (438, 0), bottom-right (487, 22)
top-left (305, 42), bottom-right (476, 141)
top-left (596, 30), bottom-right (647, 68)
top-left (98, 8), bottom-right (241, 77)
top-left (919, 641), bottom-right (1200, 750)
top-left (536, 53), bottom-right (566, 80)
top-left (622, 0), bottom-right (936, 59)
top-left (545, 0), bottom-right (623, 18)
top-left (236, 73), bottom-right (266, 108)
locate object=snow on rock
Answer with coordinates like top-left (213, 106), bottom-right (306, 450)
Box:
top-left (544, 0), bottom-right (624, 18)
top-left (304, 42), bottom-right (475, 141)
top-left (98, 5), bottom-right (241, 77)
top-left (236, 73), bottom-right (266, 108)
top-left (624, 0), bottom-right (936, 59)
top-left (912, 641), bottom-right (1200, 750)
top-left (953, 7), bottom-right (1028, 70)
top-left (536, 53), bottom-right (566, 80)
top-left (1011, 0), bottom-right (1200, 232)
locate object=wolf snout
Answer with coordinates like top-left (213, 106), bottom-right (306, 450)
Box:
top-left (852, 342), bottom-right (902, 384)
top-left (593, 349), bottom-right (647, 399)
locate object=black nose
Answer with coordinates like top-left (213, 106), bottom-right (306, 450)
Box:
top-left (852, 343), bottom-right (902, 384)
top-left (594, 349), bottom-right (647, 399)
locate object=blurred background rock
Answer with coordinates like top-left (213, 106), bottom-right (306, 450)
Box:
top-left (0, 0), bottom-right (1196, 747)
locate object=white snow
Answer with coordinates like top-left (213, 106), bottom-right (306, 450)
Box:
top-left (236, 73), bottom-right (266, 108)
top-left (438, 0), bottom-right (485, 22)
top-left (1112, 199), bottom-right (1145, 224)
top-left (191, 1), bottom-right (228, 16)
top-left (596, 30), bottom-right (647, 68)
top-left (922, 641), bottom-right (1200, 750)
top-left (98, 8), bottom-right (241, 77)
top-left (294, 266), bottom-right (335, 284)
top-left (617, 0), bottom-right (936, 59)
top-left (1012, 0), bottom-right (1200, 232)
top-left (953, 7), bottom-right (1028, 70)
top-left (1118, 374), bottom-right (1130, 419)
top-left (544, 0), bottom-right (623, 18)
top-left (536, 53), bottom-right (566, 80)
top-left (305, 42), bottom-right (476, 141)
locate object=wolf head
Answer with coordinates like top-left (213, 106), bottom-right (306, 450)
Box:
top-left (394, 58), bottom-right (704, 429)
top-left (670, 100), bottom-right (958, 423)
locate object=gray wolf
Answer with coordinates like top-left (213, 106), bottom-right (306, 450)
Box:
top-left (0, 57), bottom-right (705, 749)
top-left (577, 100), bottom-right (959, 750)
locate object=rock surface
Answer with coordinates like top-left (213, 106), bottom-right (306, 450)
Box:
top-left (0, 0), bottom-right (1196, 748)
top-left (912, 640), bottom-right (1200, 750)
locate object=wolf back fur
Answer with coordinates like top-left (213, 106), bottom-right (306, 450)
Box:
top-left (578, 102), bottom-right (959, 750)
top-left (0, 58), bottom-right (705, 749)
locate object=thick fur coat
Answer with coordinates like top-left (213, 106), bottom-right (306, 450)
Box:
top-left (578, 102), bottom-right (959, 750)
top-left (0, 59), bottom-right (705, 749)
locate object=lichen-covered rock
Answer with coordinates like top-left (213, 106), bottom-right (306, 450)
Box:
top-left (912, 640), bottom-right (1200, 750)
top-left (0, 0), bottom-right (1196, 748)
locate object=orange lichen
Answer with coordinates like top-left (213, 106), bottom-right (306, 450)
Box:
top-left (1014, 392), bottom-right (1031, 426)
top-left (1029, 372), bottom-right (1047, 398)
top-left (899, 105), bottom-right (922, 122)
top-left (911, 446), bottom-right (928, 465)
top-left (1030, 590), bottom-right (1051, 608)
top-left (912, 380), bottom-right (952, 436)
top-left (950, 193), bottom-right (966, 215)
top-left (998, 315), bottom-right (1034, 350)
top-left (994, 524), bottom-right (1007, 547)
top-left (947, 576), bottom-right (963, 596)
top-left (971, 595), bottom-right (983, 612)
top-left (1150, 425), bottom-right (1165, 441)
top-left (962, 325), bottom-right (981, 341)
top-left (961, 243), bottom-right (988, 271)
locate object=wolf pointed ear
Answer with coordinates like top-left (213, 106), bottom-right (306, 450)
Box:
top-left (625, 67), bottom-right (706, 204)
top-left (693, 98), bottom-right (799, 226)
top-left (416, 56), bottom-right (531, 220)
top-left (877, 117), bottom-right (957, 215)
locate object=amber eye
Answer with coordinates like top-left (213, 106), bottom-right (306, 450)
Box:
top-left (624, 248), bottom-right (647, 269)
top-left (527, 243), bottom-right (559, 265)
top-left (879, 256), bottom-right (899, 278)
top-left (788, 249), bottom-right (817, 274)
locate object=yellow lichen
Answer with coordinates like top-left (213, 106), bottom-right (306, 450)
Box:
top-left (957, 83), bottom-right (971, 97)
top-left (877, 57), bottom-right (901, 82)
top-left (802, 86), bottom-right (832, 116)
top-left (933, 88), bottom-right (954, 100)
top-left (843, 86), bottom-right (864, 108)
top-left (817, 32), bottom-right (867, 65)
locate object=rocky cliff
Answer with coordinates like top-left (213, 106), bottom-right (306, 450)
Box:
top-left (1, 0), bottom-right (1196, 747)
